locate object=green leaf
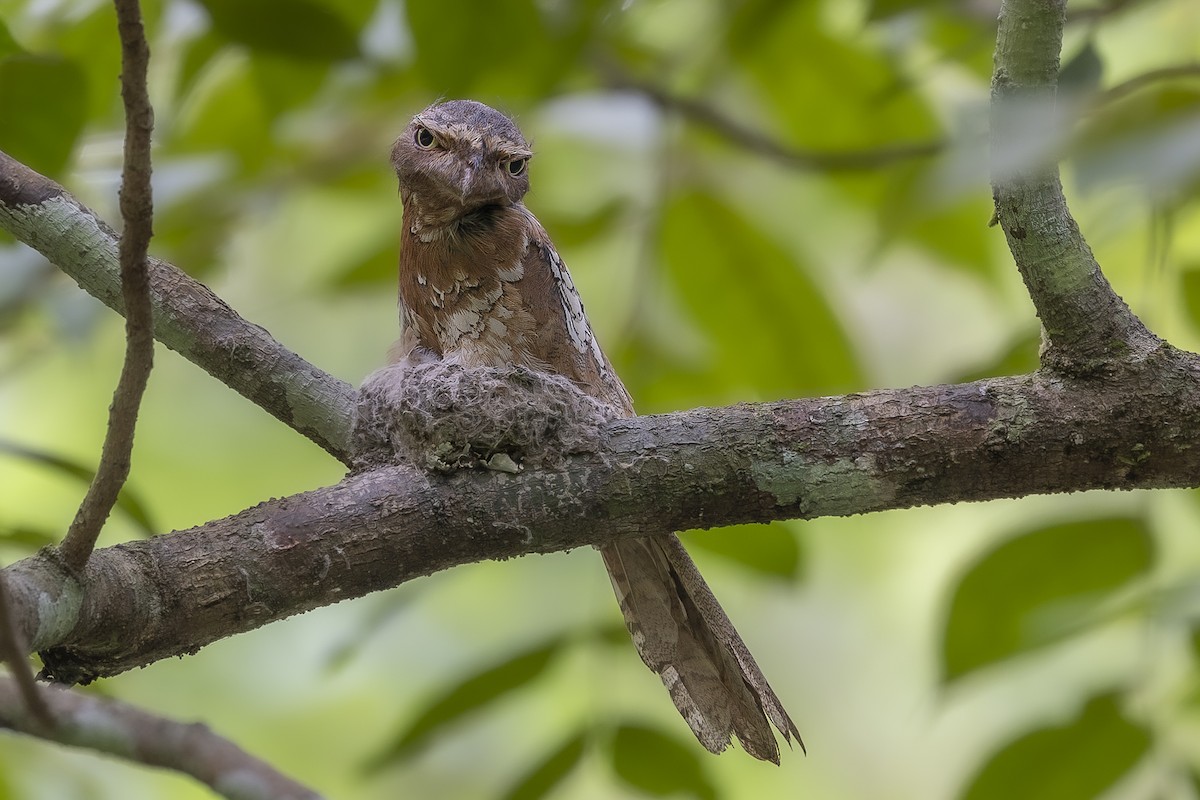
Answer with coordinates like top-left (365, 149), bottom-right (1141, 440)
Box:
top-left (174, 30), bottom-right (226, 103)
top-left (954, 330), bottom-right (1041, 383)
top-left (44, 9), bottom-right (115, 124)
top-left (610, 724), bottom-right (716, 800)
top-left (866, 0), bottom-right (946, 21)
top-left (875, 165), bottom-right (999, 278)
top-left (500, 732), bottom-right (587, 800)
top-left (658, 190), bottom-right (860, 401)
top-left (942, 517), bottom-right (1154, 683)
top-left (1058, 39), bottom-right (1104, 99)
top-left (152, 187), bottom-right (238, 277)
top-left (322, 592), bottom-right (413, 672)
top-left (685, 523), bottom-right (803, 581)
top-left (0, 441), bottom-right (157, 536)
top-left (248, 53), bottom-right (329, 117)
top-left (1181, 268), bottom-right (1200, 331)
top-left (592, 621), bottom-right (634, 648)
top-left (1073, 86), bottom-right (1200, 198)
top-left (0, 18), bottom-right (23, 58)
top-left (197, 0), bottom-right (359, 61)
top-left (726, 0), bottom-right (796, 56)
top-left (729, 2), bottom-right (938, 151)
top-left (330, 238), bottom-right (396, 288)
top-left (405, 0), bottom-right (576, 97)
top-left (541, 200), bottom-right (626, 249)
top-left (926, 10), bottom-right (996, 79)
top-left (0, 54), bottom-right (87, 177)
top-left (960, 693), bottom-right (1150, 800)
top-left (365, 637), bottom-right (562, 768)
top-left (170, 50), bottom-right (271, 171)
top-left (0, 524), bottom-right (58, 552)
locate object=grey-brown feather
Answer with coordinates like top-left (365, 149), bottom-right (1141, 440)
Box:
top-left (390, 99), bottom-right (801, 761)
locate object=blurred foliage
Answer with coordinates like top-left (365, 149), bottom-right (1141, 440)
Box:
top-left (500, 729), bottom-right (588, 800)
top-left (366, 636), bottom-right (564, 767)
top-left (0, 439), bottom-right (157, 536)
top-left (942, 517), bottom-right (1154, 683)
top-left (0, 0), bottom-right (1198, 799)
top-left (610, 724), bottom-right (717, 800)
top-left (960, 694), bottom-right (1152, 800)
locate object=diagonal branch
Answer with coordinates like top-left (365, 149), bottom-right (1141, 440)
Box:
top-left (990, 0), bottom-right (1160, 373)
top-left (598, 61), bottom-right (944, 172)
top-left (59, 0), bottom-right (157, 571)
top-left (0, 677), bottom-right (324, 800)
top-left (4, 360), bottom-right (1199, 684)
top-left (0, 152), bottom-right (356, 464)
top-left (1096, 63), bottom-right (1200, 106)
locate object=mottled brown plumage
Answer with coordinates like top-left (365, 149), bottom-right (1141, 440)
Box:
top-left (390, 99), bottom-right (801, 761)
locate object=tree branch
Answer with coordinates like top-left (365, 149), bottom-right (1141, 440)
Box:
top-left (0, 573), bottom-right (51, 728)
top-left (0, 678), bottom-right (324, 800)
top-left (990, 0), bottom-right (1160, 373)
top-left (598, 61), bottom-right (944, 172)
top-left (3, 359), bottom-right (1198, 684)
top-left (59, 0), bottom-right (156, 570)
top-left (1096, 63), bottom-right (1200, 106)
top-left (1066, 0), bottom-right (1142, 22)
top-left (0, 152), bottom-right (356, 465)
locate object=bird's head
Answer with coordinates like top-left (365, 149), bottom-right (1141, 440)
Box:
top-left (391, 100), bottom-right (532, 223)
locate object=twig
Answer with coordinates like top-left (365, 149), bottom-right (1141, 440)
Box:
top-left (598, 62), bottom-right (943, 172)
top-left (59, 0), bottom-right (156, 570)
top-left (1067, 0), bottom-right (1142, 22)
top-left (0, 574), bottom-right (52, 729)
top-left (0, 677), bottom-right (324, 800)
top-left (1096, 63), bottom-right (1200, 106)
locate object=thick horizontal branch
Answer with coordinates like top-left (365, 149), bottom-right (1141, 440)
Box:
top-left (8, 353), bottom-right (1199, 683)
top-left (990, 0), bottom-right (1159, 372)
top-left (0, 678), bottom-right (323, 800)
top-left (0, 151), bottom-right (355, 464)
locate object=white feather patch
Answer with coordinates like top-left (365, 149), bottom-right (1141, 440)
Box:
top-left (546, 242), bottom-right (605, 365)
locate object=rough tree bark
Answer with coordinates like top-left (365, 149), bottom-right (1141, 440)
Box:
top-left (0, 151), bottom-right (356, 464)
top-left (0, 0), bottom-right (1189, 704)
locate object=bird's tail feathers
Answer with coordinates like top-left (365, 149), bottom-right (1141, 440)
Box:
top-left (598, 535), bottom-right (802, 763)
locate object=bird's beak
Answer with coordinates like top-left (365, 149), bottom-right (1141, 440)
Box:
top-left (458, 152), bottom-right (485, 203)
top-left (458, 168), bottom-right (474, 202)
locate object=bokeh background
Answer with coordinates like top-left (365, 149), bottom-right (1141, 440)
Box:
top-left (2, 0), bottom-right (1200, 798)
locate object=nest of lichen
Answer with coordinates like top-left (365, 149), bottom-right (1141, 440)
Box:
top-left (353, 360), bottom-right (619, 473)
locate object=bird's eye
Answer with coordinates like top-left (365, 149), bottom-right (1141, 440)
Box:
top-left (506, 158), bottom-right (528, 177)
top-left (414, 127), bottom-right (436, 149)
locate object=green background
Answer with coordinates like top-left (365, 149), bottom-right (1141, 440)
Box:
top-left (1, 0), bottom-right (1199, 797)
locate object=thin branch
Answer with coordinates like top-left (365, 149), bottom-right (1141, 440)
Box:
top-left (598, 62), bottom-right (944, 172)
top-left (1096, 63), bottom-right (1200, 106)
top-left (1066, 0), bottom-right (1142, 22)
top-left (0, 573), bottom-right (52, 729)
top-left (4, 357), bottom-right (1200, 684)
top-left (990, 0), bottom-right (1160, 373)
top-left (0, 678), bottom-right (324, 800)
top-left (0, 153), bottom-right (357, 463)
top-left (59, 0), bottom-right (156, 571)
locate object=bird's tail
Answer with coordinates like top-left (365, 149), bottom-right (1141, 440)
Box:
top-left (598, 534), bottom-right (803, 763)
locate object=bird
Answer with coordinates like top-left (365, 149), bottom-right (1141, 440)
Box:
top-left (388, 99), bottom-right (801, 762)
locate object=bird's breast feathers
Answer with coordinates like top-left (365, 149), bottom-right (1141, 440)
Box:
top-left (398, 203), bottom-right (632, 412)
